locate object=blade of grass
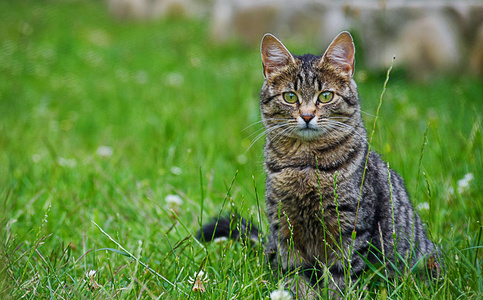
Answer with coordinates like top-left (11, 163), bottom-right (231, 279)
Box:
top-left (92, 221), bottom-right (185, 295)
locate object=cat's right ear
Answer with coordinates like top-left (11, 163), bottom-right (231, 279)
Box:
top-left (261, 34), bottom-right (295, 79)
top-left (320, 31), bottom-right (355, 80)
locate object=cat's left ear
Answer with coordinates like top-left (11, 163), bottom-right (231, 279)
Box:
top-left (320, 31), bottom-right (355, 79)
top-left (261, 33), bottom-right (296, 79)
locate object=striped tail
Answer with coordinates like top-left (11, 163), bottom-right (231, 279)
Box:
top-left (196, 215), bottom-right (260, 245)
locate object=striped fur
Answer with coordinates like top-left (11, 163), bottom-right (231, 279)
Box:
top-left (261, 32), bottom-right (440, 298)
top-left (199, 32), bottom-right (441, 298)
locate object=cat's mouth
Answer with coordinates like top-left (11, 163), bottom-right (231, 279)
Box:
top-left (295, 126), bottom-right (324, 140)
top-left (293, 116), bottom-right (324, 140)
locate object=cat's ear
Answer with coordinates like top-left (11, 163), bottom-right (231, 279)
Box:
top-left (261, 33), bottom-right (295, 79)
top-left (321, 31), bottom-right (355, 79)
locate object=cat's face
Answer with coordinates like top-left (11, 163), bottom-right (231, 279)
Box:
top-left (260, 32), bottom-right (361, 144)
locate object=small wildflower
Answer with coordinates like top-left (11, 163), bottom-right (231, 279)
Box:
top-left (417, 202), bottom-right (429, 211)
top-left (457, 173), bottom-right (474, 194)
top-left (165, 194), bottom-right (183, 211)
top-left (135, 70), bottom-right (148, 84)
top-left (237, 154), bottom-right (247, 164)
top-left (170, 166), bottom-right (182, 175)
top-left (190, 56), bottom-right (201, 67)
top-left (213, 236), bottom-right (228, 243)
top-left (166, 72), bottom-right (184, 87)
top-left (96, 145), bottom-right (113, 158)
top-left (270, 287), bottom-right (292, 300)
top-left (87, 29), bottom-right (111, 47)
top-left (32, 153), bottom-right (43, 163)
top-left (85, 270), bottom-right (100, 290)
top-left (188, 270), bottom-right (209, 292)
top-left (57, 157), bottom-right (77, 168)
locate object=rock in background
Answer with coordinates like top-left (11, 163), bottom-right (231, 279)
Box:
top-left (107, 0), bottom-right (483, 77)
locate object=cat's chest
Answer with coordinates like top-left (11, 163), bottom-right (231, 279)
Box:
top-left (267, 165), bottom-right (352, 263)
top-left (267, 166), bottom-right (328, 198)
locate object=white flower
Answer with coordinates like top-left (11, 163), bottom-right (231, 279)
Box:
top-left (457, 173), bottom-right (474, 194)
top-left (165, 194), bottom-right (183, 210)
top-left (447, 173), bottom-right (475, 196)
top-left (57, 157), bottom-right (77, 168)
top-left (170, 166), bottom-right (182, 175)
top-left (85, 269), bottom-right (100, 290)
top-left (417, 202), bottom-right (429, 211)
top-left (213, 236), bottom-right (228, 243)
top-left (188, 270), bottom-right (209, 292)
top-left (166, 72), bottom-right (184, 87)
top-left (32, 153), bottom-right (43, 163)
top-left (96, 146), bottom-right (113, 158)
top-left (237, 154), bottom-right (247, 164)
top-left (135, 70), bottom-right (148, 84)
top-left (270, 288), bottom-right (292, 300)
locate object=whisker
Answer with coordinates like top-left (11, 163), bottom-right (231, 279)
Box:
top-left (241, 120), bottom-right (264, 132)
top-left (246, 126), bottom-right (268, 139)
top-left (321, 120), bottom-right (364, 141)
top-left (360, 110), bottom-right (376, 117)
top-left (241, 118), bottom-right (288, 132)
top-left (244, 123), bottom-right (292, 154)
top-left (328, 116), bottom-right (352, 120)
top-left (271, 125), bottom-right (297, 144)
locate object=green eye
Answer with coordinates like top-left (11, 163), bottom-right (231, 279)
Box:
top-left (282, 92), bottom-right (298, 104)
top-left (318, 91), bottom-right (334, 103)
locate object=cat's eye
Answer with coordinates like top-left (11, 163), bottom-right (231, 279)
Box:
top-left (282, 92), bottom-right (298, 104)
top-left (318, 91), bottom-right (334, 103)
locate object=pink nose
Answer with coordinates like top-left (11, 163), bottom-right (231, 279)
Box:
top-left (301, 115), bottom-right (315, 123)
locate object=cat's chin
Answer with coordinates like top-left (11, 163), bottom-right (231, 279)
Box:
top-left (295, 128), bottom-right (324, 141)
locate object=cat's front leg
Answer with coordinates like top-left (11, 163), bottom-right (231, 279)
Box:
top-left (267, 236), bottom-right (317, 298)
top-left (284, 270), bottom-right (346, 299)
top-left (284, 274), bottom-right (319, 299)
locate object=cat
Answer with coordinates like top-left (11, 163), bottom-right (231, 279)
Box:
top-left (198, 31), bottom-right (441, 298)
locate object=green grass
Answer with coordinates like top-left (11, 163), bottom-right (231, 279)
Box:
top-left (1, 0), bottom-right (482, 299)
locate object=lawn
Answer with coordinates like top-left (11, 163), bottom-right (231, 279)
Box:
top-left (1, 1), bottom-right (482, 299)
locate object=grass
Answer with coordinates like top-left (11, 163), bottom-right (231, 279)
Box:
top-left (1, 0), bottom-right (482, 298)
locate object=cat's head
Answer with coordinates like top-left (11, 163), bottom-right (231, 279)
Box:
top-left (260, 32), bottom-right (361, 143)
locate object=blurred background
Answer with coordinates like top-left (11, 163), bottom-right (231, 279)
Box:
top-left (109, 0), bottom-right (483, 79)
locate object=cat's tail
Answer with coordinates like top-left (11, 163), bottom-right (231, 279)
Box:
top-left (196, 215), bottom-right (260, 245)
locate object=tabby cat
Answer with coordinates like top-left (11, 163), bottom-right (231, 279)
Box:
top-left (199, 31), bottom-right (441, 298)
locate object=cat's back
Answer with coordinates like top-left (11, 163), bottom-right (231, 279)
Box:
top-left (362, 151), bottom-right (438, 262)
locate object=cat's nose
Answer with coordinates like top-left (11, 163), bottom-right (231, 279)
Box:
top-left (301, 114), bottom-right (315, 123)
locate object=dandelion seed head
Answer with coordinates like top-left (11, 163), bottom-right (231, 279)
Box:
top-left (165, 194), bottom-right (183, 210)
